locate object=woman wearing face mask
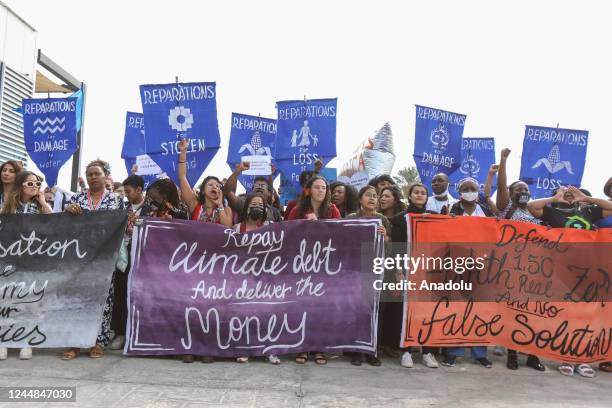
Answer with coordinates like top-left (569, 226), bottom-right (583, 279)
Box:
top-left (0, 160), bottom-right (24, 207)
top-left (288, 176), bottom-right (339, 365)
top-left (62, 159), bottom-right (125, 360)
top-left (0, 171), bottom-right (51, 361)
top-left (233, 194), bottom-right (281, 365)
top-left (443, 178), bottom-right (495, 368)
top-left (178, 139), bottom-right (232, 227)
top-left (330, 181), bottom-right (358, 218)
top-left (389, 184), bottom-right (440, 368)
top-left (346, 185), bottom-right (390, 367)
top-left (448, 178), bottom-right (496, 217)
top-left (379, 185), bottom-right (407, 221)
top-left (495, 148), bottom-right (546, 371)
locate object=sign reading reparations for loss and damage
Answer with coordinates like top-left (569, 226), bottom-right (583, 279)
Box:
top-left (126, 218), bottom-right (383, 357)
top-left (402, 215), bottom-right (612, 364)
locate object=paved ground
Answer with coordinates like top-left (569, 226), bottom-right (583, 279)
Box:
top-left (0, 349), bottom-right (608, 407)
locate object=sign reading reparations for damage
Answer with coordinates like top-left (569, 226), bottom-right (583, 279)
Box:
top-left (0, 211), bottom-right (127, 348)
top-left (402, 215), bottom-right (612, 363)
top-left (126, 218), bottom-right (382, 357)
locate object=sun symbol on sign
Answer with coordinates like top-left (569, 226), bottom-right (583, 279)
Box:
top-left (168, 106), bottom-right (194, 132)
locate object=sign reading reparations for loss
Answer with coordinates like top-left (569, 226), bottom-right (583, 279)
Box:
top-left (0, 211), bottom-right (127, 348)
top-left (126, 218), bottom-right (382, 357)
top-left (401, 215), bottom-right (612, 363)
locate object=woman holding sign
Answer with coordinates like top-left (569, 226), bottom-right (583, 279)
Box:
top-left (232, 193), bottom-right (281, 365)
top-left (0, 160), bottom-right (23, 208)
top-left (346, 185), bottom-right (389, 366)
top-left (288, 175), bottom-right (340, 365)
top-left (0, 170), bottom-right (52, 361)
top-left (62, 159), bottom-right (126, 360)
top-left (177, 139), bottom-right (232, 227)
top-left (495, 149), bottom-right (546, 372)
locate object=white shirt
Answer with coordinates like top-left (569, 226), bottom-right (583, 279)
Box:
top-left (426, 194), bottom-right (458, 214)
top-left (462, 204), bottom-right (486, 217)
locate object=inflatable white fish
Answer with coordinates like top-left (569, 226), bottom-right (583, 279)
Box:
top-left (339, 122), bottom-right (396, 180)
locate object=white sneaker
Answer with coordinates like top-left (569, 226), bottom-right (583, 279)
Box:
top-left (109, 335), bottom-right (125, 350)
top-left (19, 348), bottom-right (32, 360)
top-left (400, 351), bottom-right (413, 368)
top-left (0, 348), bottom-right (7, 360)
top-left (422, 352), bottom-right (438, 368)
top-left (268, 355), bottom-right (280, 365)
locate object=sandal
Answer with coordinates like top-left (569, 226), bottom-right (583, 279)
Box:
top-left (295, 352), bottom-right (308, 364)
top-left (558, 363), bottom-right (574, 376)
top-left (314, 353), bottom-right (327, 365)
top-left (89, 344), bottom-right (105, 358)
top-left (61, 348), bottom-right (80, 360)
top-left (576, 363), bottom-right (596, 378)
top-left (599, 362), bottom-right (612, 373)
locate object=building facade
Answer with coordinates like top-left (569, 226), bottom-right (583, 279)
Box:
top-left (0, 1), bottom-right (37, 164)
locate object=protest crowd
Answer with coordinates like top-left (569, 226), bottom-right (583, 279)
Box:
top-left (1, 143), bottom-right (611, 379)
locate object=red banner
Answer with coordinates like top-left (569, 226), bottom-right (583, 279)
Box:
top-left (401, 215), bottom-right (612, 363)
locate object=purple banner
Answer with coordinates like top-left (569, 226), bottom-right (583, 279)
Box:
top-left (126, 219), bottom-right (382, 357)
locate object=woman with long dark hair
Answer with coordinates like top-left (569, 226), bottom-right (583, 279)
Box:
top-left (178, 139), bottom-right (232, 227)
top-left (379, 185), bottom-right (407, 221)
top-left (0, 160), bottom-right (23, 207)
top-left (330, 181), bottom-right (358, 217)
top-left (388, 183), bottom-right (439, 368)
top-left (0, 171), bottom-right (52, 361)
top-left (287, 176), bottom-right (341, 221)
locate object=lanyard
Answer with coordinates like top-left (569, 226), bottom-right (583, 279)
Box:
top-left (87, 190), bottom-right (108, 211)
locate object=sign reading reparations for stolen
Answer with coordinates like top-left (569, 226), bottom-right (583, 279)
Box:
top-left (402, 215), bottom-right (612, 363)
top-left (126, 218), bottom-right (382, 357)
top-left (0, 211), bottom-right (127, 348)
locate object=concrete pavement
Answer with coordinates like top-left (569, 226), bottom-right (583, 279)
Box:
top-left (0, 349), bottom-right (608, 407)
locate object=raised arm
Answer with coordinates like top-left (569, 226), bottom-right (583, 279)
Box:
top-left (568, 186), bottom-right (612, 217)
top-left (527, 188), bottom-right (567, 218)
top-left (222, 161), bottom-right (249, 212)
top-left (177, 139), bottom-right (199, 213)
top-left (496, 148), bottom-right (511, 211)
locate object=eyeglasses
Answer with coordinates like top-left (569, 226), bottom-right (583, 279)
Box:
top-left (364, 193), bottom-right (378, 199)
top-left (23, 181), bottom-right (42, 187)
top-left (253, 183), bottom-right (269, 190)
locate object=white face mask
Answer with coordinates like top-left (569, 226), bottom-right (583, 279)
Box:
top-left (434, 187), bottom-right (449, 199)
top-left (461, 192), bottom-right (478, 202)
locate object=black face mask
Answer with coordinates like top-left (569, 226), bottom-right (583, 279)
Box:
top-left (248, 206), bottom-right (265, 221)
top-left (145, 196), bottom-right (165, 212)
top-left (514, 192), bottom-right (530, 205)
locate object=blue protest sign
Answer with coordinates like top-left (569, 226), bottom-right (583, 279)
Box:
top-left (275, 98), bottom-right (337, 191)
top-left (448, 138), bottom-right (496, 195)
top-left (280, 171), bottom-right (300, 207)
top-left (227, 113), bottom-right (277, 191)
top-left (121, 112), bottom-right (147, 159)
top-left (413, 105), bottom-right (465, 187)
top-left (140, 82), bottom-right (220, 186)
top-left (519, 125), bottom-right (588, 198)
top-left (22, 96), bottom-right (78, 187)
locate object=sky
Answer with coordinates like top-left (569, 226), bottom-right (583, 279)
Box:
top-left (5, 0), bottom-right (611, 195)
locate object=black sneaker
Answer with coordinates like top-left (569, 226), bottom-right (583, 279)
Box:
top-left (476, 357), bottom-right (492, 368)
top-left (350, 353), bottom-right (363, 366)
top-left (526, 355), bottom-right (545, 372)
top-left (441, 355), bottom-right (456, 367)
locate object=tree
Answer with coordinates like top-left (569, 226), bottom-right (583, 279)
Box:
top-left (393, 166), bottom-right (421, 199)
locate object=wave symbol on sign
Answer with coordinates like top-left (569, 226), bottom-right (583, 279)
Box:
top-left (33, 116), bottom-right (66, 134)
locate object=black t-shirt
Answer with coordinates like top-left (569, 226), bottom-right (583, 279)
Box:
top-left (542, 204), bottom-right (604, 230)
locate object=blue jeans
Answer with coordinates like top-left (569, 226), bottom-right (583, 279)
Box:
top-left (446, 346), bottom-right (487, 359)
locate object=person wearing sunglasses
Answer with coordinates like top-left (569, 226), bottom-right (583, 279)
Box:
top-left (0, 171), bottom-right (51, 360)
